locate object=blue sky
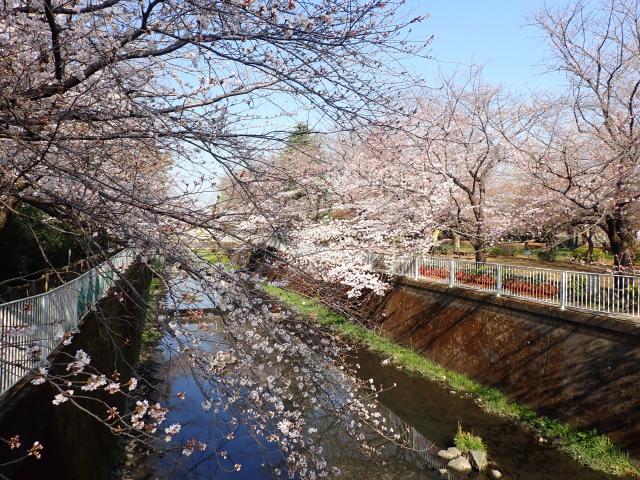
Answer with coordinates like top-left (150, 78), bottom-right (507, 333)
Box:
top-left (406, 0), bottom-right (569, 93)
top-left (184, 1), bottom-right (577, 202)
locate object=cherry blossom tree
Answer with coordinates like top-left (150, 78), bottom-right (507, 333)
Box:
top-left (408, 69), bottom-right (517, 263)
top-left (515, 0), bottom-right (640, 269)
top-left (281, 128), bottom-right (442, 297)
top-left (0, 0), bottom-right (432, 475)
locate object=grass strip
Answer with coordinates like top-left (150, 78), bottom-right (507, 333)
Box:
top-left (195, 248), bottom-right (233, 267)
top-left (141, 276), bottom-right (164, 347)
top-left (262, 283), bottom-right (639, 478)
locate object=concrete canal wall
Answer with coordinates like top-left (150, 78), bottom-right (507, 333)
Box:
top-left (266, 259), bottom-right (640, 457)
top-left (372, 277), bottom-right (640, 456)
top-left (0, 262), bottom-right (152, 480)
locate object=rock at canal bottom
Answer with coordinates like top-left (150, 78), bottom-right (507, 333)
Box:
top-left (469, 449), bottom-right (488, 471)
top-left (488, 468), bottom-right (502, 479)
top-left (447, 456), bottom-right (472, 475)
top-left (437, 446), bottom-right (461, 461)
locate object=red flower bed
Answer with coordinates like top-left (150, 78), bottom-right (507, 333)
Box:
top-left (419, 266), bottom-right (449, 280)
top-left (455, 271), bottom-right (496, 287)
top-left (504, 279), bottom-right (558, 298)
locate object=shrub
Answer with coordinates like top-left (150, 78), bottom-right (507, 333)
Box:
top-left (454, 423), bottom-right (486, 453)
top-left (570, 245), bottom-right (604, 262)
top-left (536, 249), bottom-right (557, 262)
top-left (433, 243), bottom-right (453, 255)
top-left (488, 243), bottom-right (519, 258)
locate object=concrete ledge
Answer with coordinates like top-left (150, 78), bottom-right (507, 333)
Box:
top-left (0, 261), bottom-right (152, 480)
top-left (397, 276), bottom-right (640, 339)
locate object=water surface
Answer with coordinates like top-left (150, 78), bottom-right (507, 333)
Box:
top-left (138, 313), bottom-right (624, 480)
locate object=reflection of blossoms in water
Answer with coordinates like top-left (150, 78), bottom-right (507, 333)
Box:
top-left (164, 423), bottom-right (181, 442)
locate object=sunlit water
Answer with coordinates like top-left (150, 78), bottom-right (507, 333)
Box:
top-left (143, 319), bottom-right (439, 480)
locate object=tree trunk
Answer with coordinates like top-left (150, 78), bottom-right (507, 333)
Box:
top-left (0, 196), bottom-right (19, 235)
top-left (473, 241), bottom-right (487, 263)
top-left (603, 212), bottom-right (635, 271)
top-left (574, 232), bottom-right (582, 247)
top-left (453, 233), bottom-right (461, 253)
top-left (0, 207), bottom-right (11, 234)
top-left (582, 231), bottom-right (595, 263)
top-left (470, 184), bottom-right (487, 264)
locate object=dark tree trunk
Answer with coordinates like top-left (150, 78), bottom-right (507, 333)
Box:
top-left (473, 241), bottom-right (487, 263)
top-left (603, 211), bottom-right (635, 271)
top-left (582, 231), bottom-right (595, 263)
top-left (470, 185), bottom-right (487, 264)
top-left (453, 233), bottom-right (461, 254)
top-left (0, 196), bottom-right (19, 235)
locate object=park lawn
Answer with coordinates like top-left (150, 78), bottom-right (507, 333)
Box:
top-left (262, 283), bottom-right (640, 479)
top-left (194, 248), bottom-right (234, 268)
top-left (436, 240), bottom-right (620, 271)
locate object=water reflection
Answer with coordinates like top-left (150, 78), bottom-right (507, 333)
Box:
top-left (163, 274), bottom-right (217, 312)
top-left (147, 276), bottom-right (624, 480)
top-left (357, 351), bottom-right (627, 480)
top-left (144, 314), bottom-right (441, 480)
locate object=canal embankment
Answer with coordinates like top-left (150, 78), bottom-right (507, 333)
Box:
top-left (384, 276), bottom-right (640, 456)
top-left (266, 282), bottom-right (640, 478)
top-left (0, 261), bottom-right (152, 480)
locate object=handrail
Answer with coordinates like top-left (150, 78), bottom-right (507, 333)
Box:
top-left (0, 250), bottom-right (136, 396)
top-left (365, 253), bottom-right (640, 319)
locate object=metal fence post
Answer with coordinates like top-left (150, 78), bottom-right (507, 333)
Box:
top-left (560, 271), bottom-right (567, 310)
top-left (449, 258), bottom-right (455, 287)
top-left (496, 264), bottom-right (503, 296)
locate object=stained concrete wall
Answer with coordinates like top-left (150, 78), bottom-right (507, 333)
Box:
top-left (374, 278), bottom-right (640, 456)
top-left (0, 262), bottom-right (151, 480)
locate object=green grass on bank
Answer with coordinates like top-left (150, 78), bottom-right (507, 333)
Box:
top-left (195, 248), bottom-right (233, 267)
top-left (262, 283), bottom-right (639, 478)
top-left (142, 276), bottom-right (163, 347)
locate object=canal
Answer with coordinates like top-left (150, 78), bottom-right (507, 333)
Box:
top-left (127, 275), bottom-right (626, 480)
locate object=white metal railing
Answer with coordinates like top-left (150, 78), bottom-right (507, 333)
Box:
top-left (365, 253), bottom-right (640, 319)
top-left (0, 250), bottom-right (136, 396)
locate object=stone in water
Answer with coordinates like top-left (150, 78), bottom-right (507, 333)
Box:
top-left (447, 456), bottom-right (472, 475)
